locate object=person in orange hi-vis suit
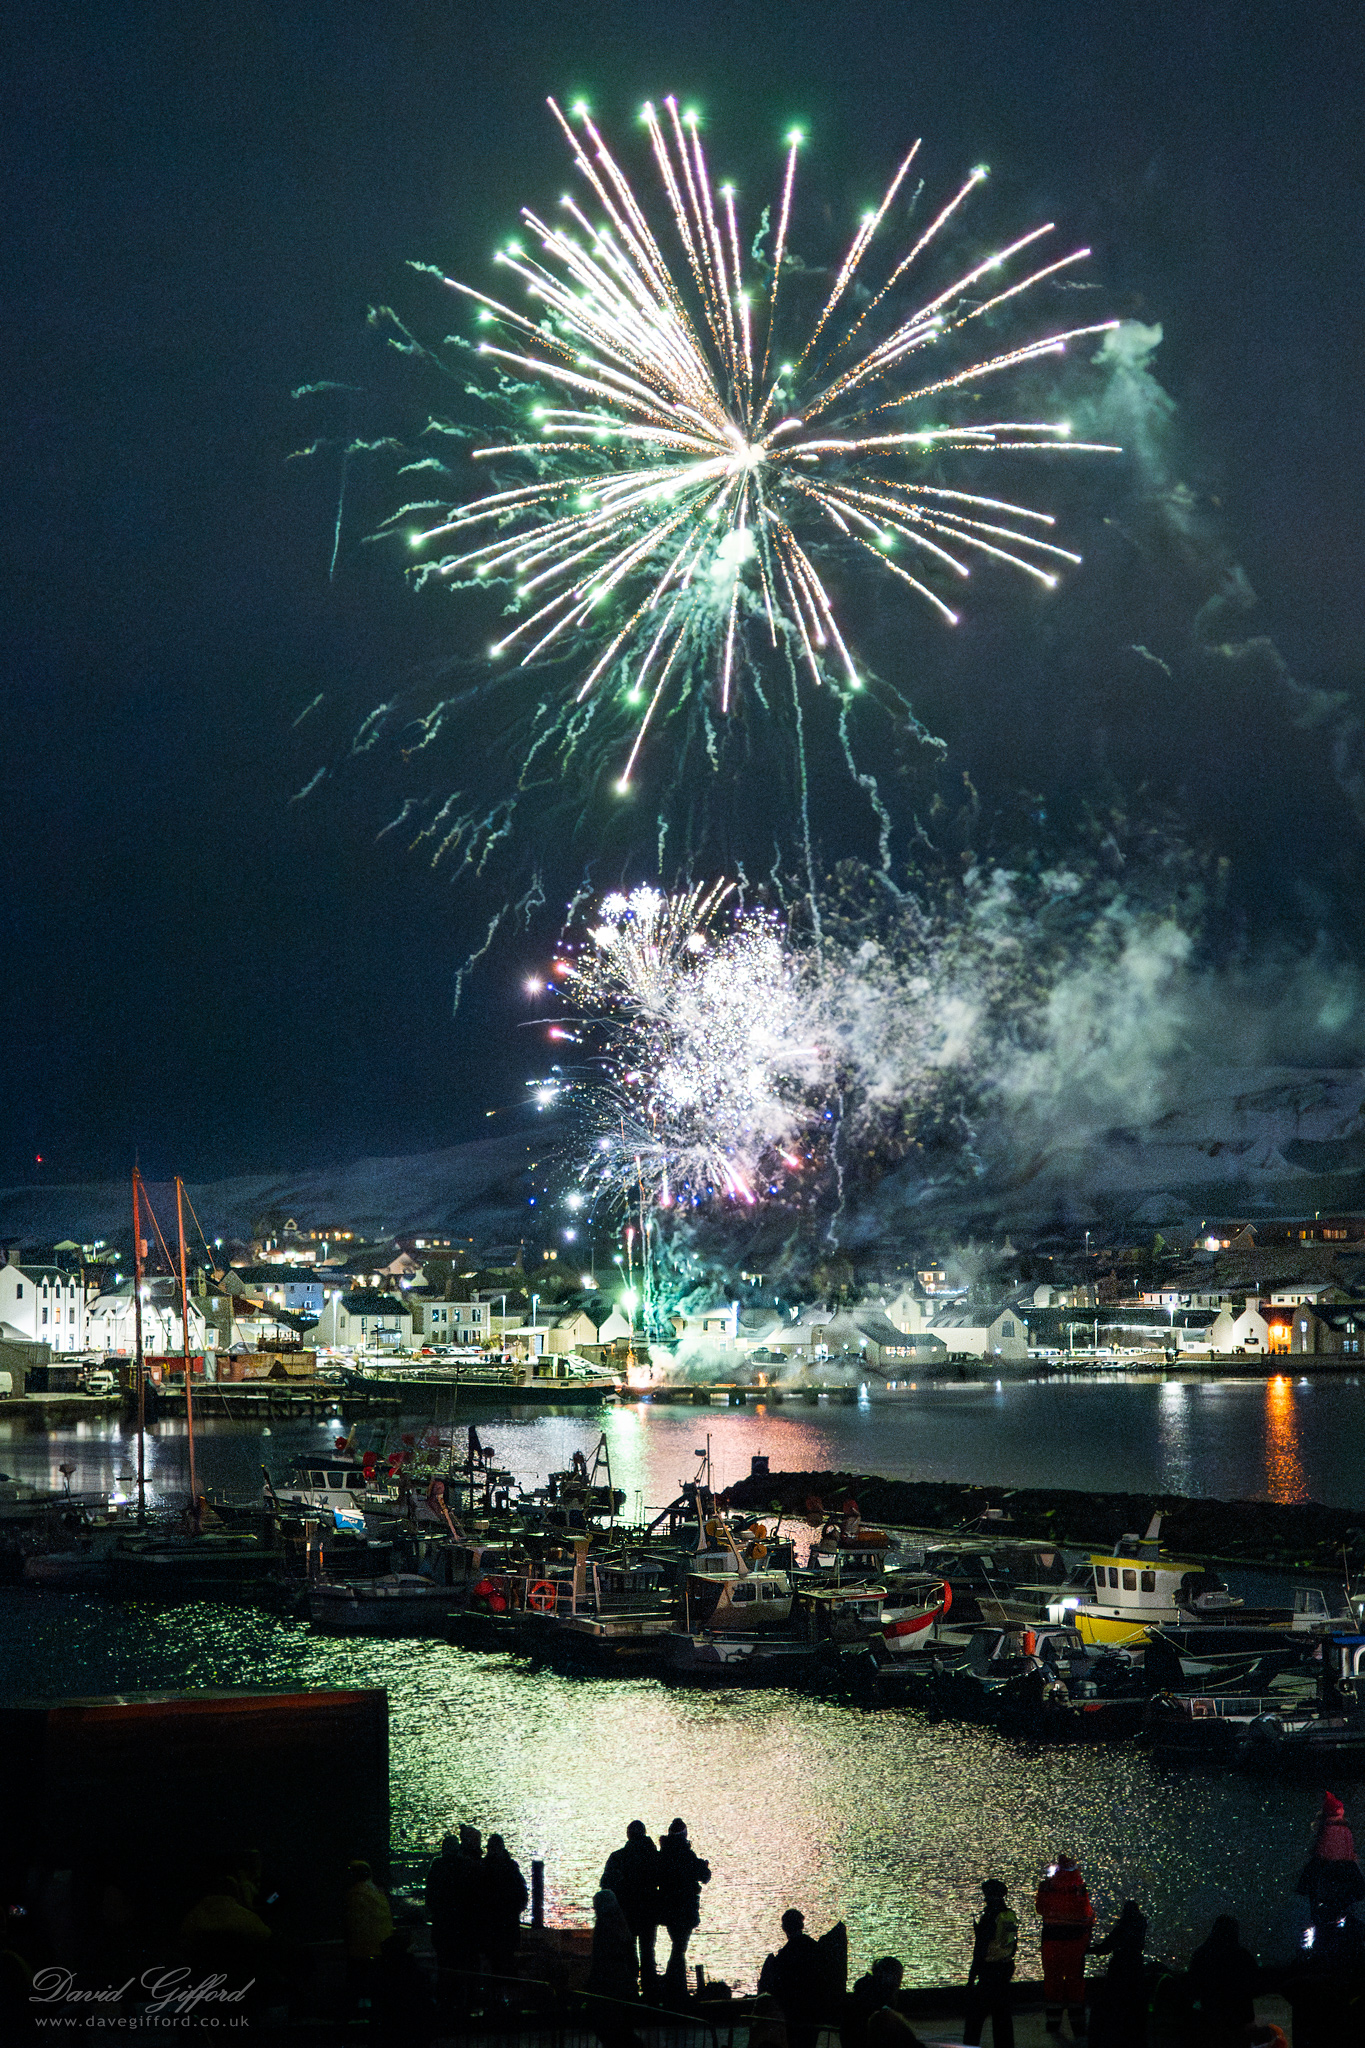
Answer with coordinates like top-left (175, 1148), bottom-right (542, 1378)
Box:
top-left (1034, 1856), bottom-right (1095, 2038)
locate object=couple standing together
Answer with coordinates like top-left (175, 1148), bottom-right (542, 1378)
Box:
top-left (597, 1818), bottom-right (710, 2003)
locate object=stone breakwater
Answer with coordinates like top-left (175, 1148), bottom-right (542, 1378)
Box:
top-left (719, 1470), bottom-right (1365, 1573)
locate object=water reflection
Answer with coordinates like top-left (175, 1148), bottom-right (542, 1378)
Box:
top-left (1155, 1379), bottom-right (1193, 1497)
top-left (0, 1592), bottom-right (1318, 1982)
top-left (1264, 1376), bottom-right (1308, 1503)
top-left (5, 1376), bottom-right (1365, 1511)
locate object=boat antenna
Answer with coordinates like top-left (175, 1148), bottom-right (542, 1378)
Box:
top-left (176, 1177), bottom-right (199, 1515)
top-left (132, 1167), bottom-right (147, 1527)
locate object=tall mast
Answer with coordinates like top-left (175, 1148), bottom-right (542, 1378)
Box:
top-left (176, 1176), bottom-right (199, 1512)
top-left (132, 1168), bottom-right (146, 1527)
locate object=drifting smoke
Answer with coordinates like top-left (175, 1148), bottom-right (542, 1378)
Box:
top-left (554, 860), bottom-right (1203, 1229)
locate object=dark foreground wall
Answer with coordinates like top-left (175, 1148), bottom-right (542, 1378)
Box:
top-left (721, 1471), bottom-right (1365, 1572)
top-left (1, 1687), bottom-right (388, 1948)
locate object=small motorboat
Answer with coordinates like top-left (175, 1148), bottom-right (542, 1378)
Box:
top-left (308, 1571), bottom-right (457, 1634)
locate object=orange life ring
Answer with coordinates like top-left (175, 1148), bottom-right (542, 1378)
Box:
top-left (527, 1579), bottom-right (558, 1613)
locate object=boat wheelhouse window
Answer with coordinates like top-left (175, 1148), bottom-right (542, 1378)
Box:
top-left (761, 1581), bottom-right (783, 1598)
top-left (732, 1582), bottom-right (756, 1601)
top-left (1122, 1569), bottom-right (1137, 1591)
top-left (1107, 1567), bottom-right (1120, 1588)
top-left (1140, 1571), bottom-right (1156, 1593)
top-left (328, 1472), bottom-right (344, 1489)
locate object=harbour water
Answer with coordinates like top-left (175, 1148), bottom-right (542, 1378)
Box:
top-left (3, 1375), bottom-right (1362, 1987)
top-left (4, 1370), bottom-right (1365, 1509)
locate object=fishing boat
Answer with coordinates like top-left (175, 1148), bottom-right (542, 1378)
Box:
top-left (1144, 1684), bottom-right (1320, 1760)
top-left (878, 1572), bottom-right (952, 1655)
top-left (927, 1624), bottom-right (1152, 1740)
top-left (341, 1349), bottom-right (622, 1403)
top-left (308, 1570), bottom-right (457, 1634)
top-left (1040, 1514), bottom-right (1301, 1646)
top-left (665, 1548), bottom-right (888, 1682)
top-left (511, 1549), bottom-right (680, 1667)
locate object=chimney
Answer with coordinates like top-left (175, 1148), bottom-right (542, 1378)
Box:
top-left (6, 1246), bottom-right (20, 1268)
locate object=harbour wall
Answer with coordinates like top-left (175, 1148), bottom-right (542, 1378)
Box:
top-left (720, 1468), bottom-right (1365, 1573)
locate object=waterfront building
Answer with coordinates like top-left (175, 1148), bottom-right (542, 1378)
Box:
top-left (1207, 1299), bottom-right (1272, 1355)
top-left (925, 1302), bottom-right (1030, 1363)
top-left (307, 1291), bottom-right (413, 1350)
top-left (86, 1278), bottom-right (217, 1357)
top-left (0, 1250), bottom-right (89, 1352)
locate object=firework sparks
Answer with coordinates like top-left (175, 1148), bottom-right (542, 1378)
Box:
top-left (400, 97), bottom-right (1120, 789)
top-left (557, 882), bottom-right (823, 1208)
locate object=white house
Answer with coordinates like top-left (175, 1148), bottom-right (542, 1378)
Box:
top-left (670, 1299), bottom-right (740, 1348)
top-left (0, 1256), bottom-right (88, 1353)
top-left (927, 1303), bottom-right (1030, 1362)
top-left (877, 1289), bottom-right (934, 1334)
top-left (86, 1281), bottom-right (219, 1357)
top-left (818, 1308), bottom-right (949, 1370)
top-left (1208, 1300), bottom-right (1272, 1353)
top-left (309, 1293), bottom-right (413, 1351)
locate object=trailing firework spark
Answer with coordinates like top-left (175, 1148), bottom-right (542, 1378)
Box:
top-left (399, 96), bottom-right (1120, 788)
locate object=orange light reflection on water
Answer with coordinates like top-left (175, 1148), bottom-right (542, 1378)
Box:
top-left (1264, 1375), bottom-right (1308, 1503)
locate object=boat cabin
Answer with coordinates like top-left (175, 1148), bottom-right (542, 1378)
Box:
top-left (268, 1458), bottom-right (378, 1513)
top-left (797, 1584), bottom-right (887, 1644)
top-left (685, 1565), bottom-right (794, 1632)
top-left (1046, 1551), bottom-right (1241, 1645)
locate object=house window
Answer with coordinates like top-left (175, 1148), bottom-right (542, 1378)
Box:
top-left (42, 1308), bottom-right (48, 1323)
top-left (15, 1285), bottom-right (21, 1298)
top-left (1000, 1320), bottom-right (1015, 1338)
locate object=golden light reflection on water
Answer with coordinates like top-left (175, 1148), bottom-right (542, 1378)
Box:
top-left (1264, 1375), bottom-right (1308, 1503)
top-left (1, 1593), bottom-right (1319, 1986)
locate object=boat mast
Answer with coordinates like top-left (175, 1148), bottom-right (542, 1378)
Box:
top-left (132, 1167), bottom-right (147, 1527)
top-left (175, 1176), bottom-right (199, 1511)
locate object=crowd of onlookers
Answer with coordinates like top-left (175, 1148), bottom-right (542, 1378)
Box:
top-left (4, 1794), bottom-right (1363, 2041)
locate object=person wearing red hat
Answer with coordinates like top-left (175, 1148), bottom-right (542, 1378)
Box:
top-left (1034, 1857), bottom-right (1095, 2037)
top-left (1295, 1790), bottom-right (1365, 1934)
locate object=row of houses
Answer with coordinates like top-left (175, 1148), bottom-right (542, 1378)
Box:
top-left (669, 1290), bottom-right (1030, 1368)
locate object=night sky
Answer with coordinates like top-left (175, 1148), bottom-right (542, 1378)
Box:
top-left (4, 1), bottom-right (1362, 1188)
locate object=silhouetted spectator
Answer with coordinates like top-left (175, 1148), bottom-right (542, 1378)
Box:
top-left (426, 1833), bottom-right (475, 1990)
top-left (479, 1834), bottom-right (528, 1979)
top-left (1089, 1901), bottom-right (1147, 2047)
top-left (1185, 1917), bottom-right (1257, 2048)
top-left (588, 1887), bottom-right (640, 2002)
top-left (603, 1821), bottom-right (661, 1994)
top-left (586, 1891), bottom-right (644, 2048)
top-left (843, 1957), bottom-right (907, 2048)
top-left (964, 1878), bottom-right (1018, 2048)
top-left (373, 1927), bottom-right (437, 2048)
top-left (758, 1909), bottom-right (825, 2048)
top-left (657, 1818), bottom-right (710, 2003)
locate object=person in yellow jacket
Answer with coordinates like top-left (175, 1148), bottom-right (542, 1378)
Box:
top-left (342, 1857), bottom-right (395, 2008)
top-left (963, 1878), bottom-right (1018, 2048)
top-left (1034, 1857), bottom-right (1095, 2038)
